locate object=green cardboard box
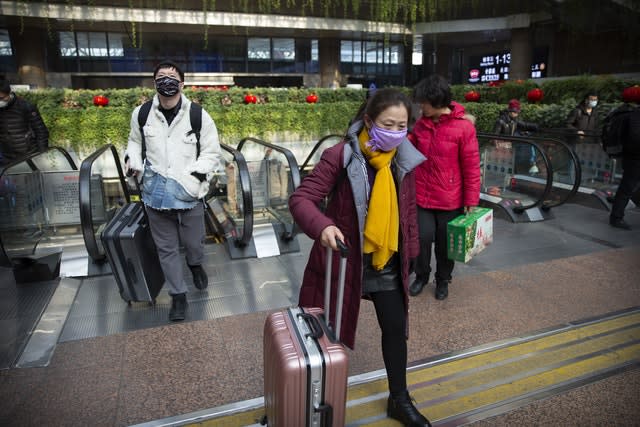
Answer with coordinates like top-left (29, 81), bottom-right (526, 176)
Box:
top-left (447, 207), bottom-right (493, 263)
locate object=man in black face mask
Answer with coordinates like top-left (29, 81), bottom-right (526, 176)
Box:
top-left (124, 60), bottom-right (223, 321)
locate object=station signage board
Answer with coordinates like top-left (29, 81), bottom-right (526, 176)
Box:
top-left (468, 50), bottom-right (547, 83)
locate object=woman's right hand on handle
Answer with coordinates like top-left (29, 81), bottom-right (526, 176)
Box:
top-left (320, 225), bottom-right (345, 251)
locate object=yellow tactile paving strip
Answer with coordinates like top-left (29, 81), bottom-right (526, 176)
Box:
top-left (190, 310), bottom-right (640, 426)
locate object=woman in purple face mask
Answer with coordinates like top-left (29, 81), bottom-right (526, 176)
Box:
top-left (289, 89), bottom-right (432, 426)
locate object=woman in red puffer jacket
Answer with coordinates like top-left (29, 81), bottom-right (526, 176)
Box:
top-left (407, 75), bottom-right (481, 300)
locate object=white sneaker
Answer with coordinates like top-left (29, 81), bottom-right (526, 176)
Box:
top-left (529, 164), bottom-right (539, 174)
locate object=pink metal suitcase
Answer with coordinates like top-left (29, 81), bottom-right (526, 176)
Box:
top-left (263, 242), bottom-right (349, 427)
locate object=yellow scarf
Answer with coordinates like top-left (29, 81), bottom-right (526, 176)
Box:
top-left (359, 128), bottom-right (399, 270)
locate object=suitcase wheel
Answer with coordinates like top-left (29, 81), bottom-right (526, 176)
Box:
top-left (259, 415), bottom-right (267, 425)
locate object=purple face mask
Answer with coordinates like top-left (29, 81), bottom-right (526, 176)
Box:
top-left (367, 124), bottom-right (407, 152)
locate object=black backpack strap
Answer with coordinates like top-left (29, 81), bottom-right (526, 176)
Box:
top-left (188, 102), bottom-right (203, 159)
top-left (137, 100), bottom-right (153, 161)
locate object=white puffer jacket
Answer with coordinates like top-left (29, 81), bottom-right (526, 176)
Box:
top-left (125, 94), bottom-right (222, 199)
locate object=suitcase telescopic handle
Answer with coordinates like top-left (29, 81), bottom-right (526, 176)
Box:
top-left (324, 238), bottom-right (348, 340)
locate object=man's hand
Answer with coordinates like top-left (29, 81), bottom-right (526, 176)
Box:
top-left (124, 159), bottom-right (138, 177)
top-left (191, 171), bottom-right (207, 182)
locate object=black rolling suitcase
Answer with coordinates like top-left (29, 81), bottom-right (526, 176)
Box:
top-left (101, 202), bottom-right (164, 303)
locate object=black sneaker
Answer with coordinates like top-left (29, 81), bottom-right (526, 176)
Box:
top-left (188, 264), bottom-right (209, 290)
top-left (610, 218), bottom-right (631, 230)
top-left (169, 293), bottom-right (187, 322)
top-left (387, 391), bottom-right (431, 426)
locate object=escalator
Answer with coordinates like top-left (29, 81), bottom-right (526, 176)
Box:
top-left (0, 147), bottom-right (85, 280)
top-left (477, 133), bottom-right (555, 222)
top-left (202, 143), bottom-right (255, 259)
top-left (538, 128), bottom-right (637, 211)
top-left (236, 137), bottom-right (302, 257)
top-left (298, 133), bottom-right (343, 179)
top-left (0, 147), bottom-right (83, 369)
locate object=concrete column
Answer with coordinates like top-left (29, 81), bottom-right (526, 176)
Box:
top-left (9, 26), bottom-right (47, 88)
top-left (319, 38), bottom-right (341, 88)
top-left (509, 28), bottom-right (532, 81)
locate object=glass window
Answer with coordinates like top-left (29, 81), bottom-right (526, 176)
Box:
top-left (365, 41), bottom-right (378, 64)
top-left (60, 31), bottom-right (126, 58)
top-left (76, 32), bottom-right (90, 57)
top-left (108, 33), bottom-right (125, 57)
top-left (0, 29), bottom-right (12, 56)
top-left (248, 38), bottom-right (270, 60)
top-left (353, 41), bottom-right (362, 63)
top-left (273, 38), bottom-right (295, 61)
top-left (311, 39), bottom-right (318, 62)
top-left (89, 32), bottom-right (108, 56)
top-left (388, 44), bottom-right (401, 64)
top-left (412, 35), bottom-right (423, 65)
top-left (59, 31), bottom-right (77, 57)
top-left (340, 40), bottom-right (353, 62)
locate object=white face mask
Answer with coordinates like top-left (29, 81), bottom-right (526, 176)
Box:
top-left (0, 100), bottom-right (7, 108)
top-left (588, 100), bottom-right (598, 108)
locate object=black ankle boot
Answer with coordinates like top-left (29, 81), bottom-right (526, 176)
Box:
top-left (387, 391), bottom-right (431, 426)
top-left (409, 277), bottom-right (427, 296)
top-left (188, 264), bottom-right (208, 290)
top-left (435, 280), bottom-right (449, 300)
top-left (169, 293), bottom-right (187, 321)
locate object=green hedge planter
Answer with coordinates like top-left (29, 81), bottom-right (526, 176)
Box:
top-left (20, 75), bottom-right (639, 155)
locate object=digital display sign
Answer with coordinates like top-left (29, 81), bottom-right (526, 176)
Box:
top-left (468, 50), bottom-right (547, 83)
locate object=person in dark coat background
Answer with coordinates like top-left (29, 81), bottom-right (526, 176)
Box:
top-left (608, 100), bottom-right (640, 230)
top-left (0, 79), bottom-right (49, 165)
top-left (493, 98), bottom-right (539, 174)
top-left (289, 88), bottom-right (431, 426)
top-left (566, 91), bottom-right (600, 138)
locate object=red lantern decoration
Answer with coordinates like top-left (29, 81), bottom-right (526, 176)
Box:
top-left (622, 85), bottom-right (640, 103)
top-left (93, 95), bottom-right (109, 107)
top-left (464, 90), bottom-right (480, 102)
top-left (306, 93), bottom-right (318, 103)
top-left (244, 94), bottom-right (257, 104)
top-left (527, 88), bottom-right (544, 103)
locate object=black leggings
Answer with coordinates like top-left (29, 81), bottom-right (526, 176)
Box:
top-left (370, 288), bottom-right (407, 394)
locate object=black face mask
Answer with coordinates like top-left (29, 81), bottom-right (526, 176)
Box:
top-left (155, 76), bottom-right (181, 97)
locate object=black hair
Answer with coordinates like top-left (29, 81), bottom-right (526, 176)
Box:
top-left (584, 91), bottom-right (598, 99)
top-left (412, 74), bottom-right (452, 108)
top-left (153, 60), bottom-right (184, 82)
top-left (353, 88), bottom-right (412, 123)
top-left (0, 79), bottom-right (11, 94)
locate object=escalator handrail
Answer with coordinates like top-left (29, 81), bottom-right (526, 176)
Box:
top-left (523, 134), bottom-right (583, 208)
top-left (0, 146), bottom-right (77, 180)
top-left (0, 146), bottom-right (78, 267)
top-left (538, 127), bottom-right (601, 145)
top-left (79, 144), bottom-right (130, 262)
top-left (236, 137), bottom-right (302, 240)
top-left (477, 132), bottom-right (554, 213)
top-left (220, 143), bottom-right (254, 248)
top-left (298, 134), bottom-right (344, 173)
